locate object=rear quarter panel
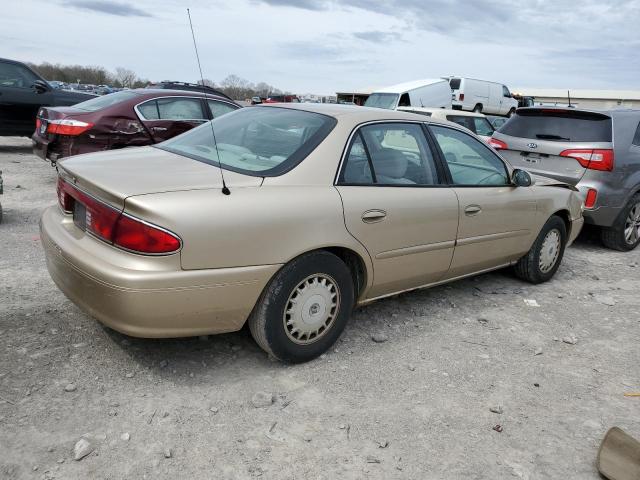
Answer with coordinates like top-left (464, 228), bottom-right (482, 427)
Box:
top-left (123, 185), bottom-right (373, 286)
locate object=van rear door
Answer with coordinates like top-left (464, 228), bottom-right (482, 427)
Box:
top-left (492, 109), bottom-right (613, 185)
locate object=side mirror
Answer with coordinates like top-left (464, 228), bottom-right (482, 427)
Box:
top-left (512, 169), bottom-right (532, 187)
top-left (33, 80), bottom-right (50, 94)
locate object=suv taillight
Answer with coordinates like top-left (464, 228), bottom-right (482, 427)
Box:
top-left (48, 119), bottom-right (94, 136)
top-left (560, 149), bottom-right (614, 171)
top-left (488, 138), bottom-right (508, 150)
top-left (56, 176), bottom-right (181, 254)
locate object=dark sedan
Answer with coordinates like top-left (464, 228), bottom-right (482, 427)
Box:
top-left (32, 89), bottom-right (239, 163)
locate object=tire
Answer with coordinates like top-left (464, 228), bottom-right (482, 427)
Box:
top-left (473, 104), bottom-right (483, 113)
top-left (508, 108), bottom-right (516, 117)
top-left (513, 215), bottom-right (567, 284)
top-left (601, 193), bottom-right (640, 251)
top-left (248, 251), bottom-right (355, 363)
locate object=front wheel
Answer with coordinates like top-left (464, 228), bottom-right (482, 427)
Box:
top-left (248, 251), bottom-right (355, 363)
top-left (601, 194), bottom-right (640, 251)
top-left (513, 216), bottom-right (567, 284)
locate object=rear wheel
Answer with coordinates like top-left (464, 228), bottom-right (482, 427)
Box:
top-left (473, 104), bottom-right (483, 113)
top-left (514, 215), bottom-right (567, 284)
top-left (248, 251), bottom-right (355, 363)
top-left (601, 194), bottom-right (640, 251)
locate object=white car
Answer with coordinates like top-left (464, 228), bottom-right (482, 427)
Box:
top-left (398, 107), bottom-right (495, 143)
top-left (445, 77), bottom-right (518, 116)
top-left (364, 79), bottom-right (452, 110)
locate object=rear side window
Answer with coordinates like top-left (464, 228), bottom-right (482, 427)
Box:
top-left (339, 123), bottom-right (440, 186)
top-left (500, 110), bottom-right (612, 142)
top-left (449, 78), bottom-right (461, 90)
top-left (633, 122), bottom-right (640, 146)
top-left (445, 116), bottom-right (494, 137)
top-left (156, 98), bottom-right (205, 120)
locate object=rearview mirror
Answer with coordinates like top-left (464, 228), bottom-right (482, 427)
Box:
top-left (512, 169), bottom-right (532, 187)
top-left (33, 80), bottom-right (50, 94)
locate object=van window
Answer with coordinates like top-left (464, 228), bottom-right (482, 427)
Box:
top-left (449, 78), bottom-right (461, 90)
top-left (502, 86), bottom-right (511, 98)
top-left (398, 93), bottom-right (411, 107)
top-left (364, 93), bottom-right (399, 110)
top-left (500, 109), bottom-right (612, 142)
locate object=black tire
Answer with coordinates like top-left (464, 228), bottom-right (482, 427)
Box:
top-left (248, 251), bottom-right (355, 363)
top-left (513, 215), bottom-right (567, 284)
top-left (508, 108), bottom-right (516, 117)
top-left (473, 104), bottom-right (483, 113)
top-left (601, 193), bottom-right (640, 251)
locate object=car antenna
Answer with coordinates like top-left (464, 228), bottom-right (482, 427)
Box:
top-left (567, 89), bottom-right (572, 108)
top-left (187, 8), bottom-right (230, 195)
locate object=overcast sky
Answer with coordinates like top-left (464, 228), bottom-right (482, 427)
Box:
top-left (4, 0), bottom-right (639, 94)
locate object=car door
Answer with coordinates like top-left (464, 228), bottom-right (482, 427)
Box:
top-left (428, 124), bottom-right (537, 279)
top-left (135, 96), bottom-right (207, 142)
top-left (0, 60), bottom-right (52, 136)
top-left (336, 122), bottom-right (459, 298)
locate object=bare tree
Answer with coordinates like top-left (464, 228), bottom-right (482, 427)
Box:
top-left (220, 74), bottom-right (250, 100)
top-left (115, 67), bottom-right (137, 88)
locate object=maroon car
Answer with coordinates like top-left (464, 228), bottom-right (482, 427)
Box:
top-left (32, 89), bottom-right (239, 163)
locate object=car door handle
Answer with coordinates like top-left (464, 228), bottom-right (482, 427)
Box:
top-left (151, 126), bottom-right (167, 132)
top-left (464, 205), bottom-right (482, 216)
top-left (361, 209), bottom-right (387, 223)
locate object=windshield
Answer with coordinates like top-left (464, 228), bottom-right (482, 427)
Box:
top-left (364, 93), bottom-right (399, 110)
top-left (157, 107), bottom-right (336, 176)
top-left (72, 90), bottom-right (140, 112)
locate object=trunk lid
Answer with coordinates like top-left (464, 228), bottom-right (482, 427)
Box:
top-left (58, 146), bottom-right (262, 209)
top-left (493, 108), bottom-right (613, 186)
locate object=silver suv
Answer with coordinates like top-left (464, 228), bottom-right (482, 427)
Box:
top-left (491, 107), bottom-right (640, 251)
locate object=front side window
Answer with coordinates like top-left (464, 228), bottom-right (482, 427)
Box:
top-left (430, 125), bottom-right (509, 186)
top-left (0, 62), bottom-right (39, 89)
top-left (158, 107), bottom-right (336, 176)
top-left (364, 93), bottom-right (399, 110)
top-left (208, 100), bottom-right (238, 118)
top-left (339, 123), bottom-right (439, 186)
top-left (503, 85), bottom-right (511, 98)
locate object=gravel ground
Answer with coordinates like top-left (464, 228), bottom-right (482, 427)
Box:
top-left (1, 136), bottom-right (639, 480)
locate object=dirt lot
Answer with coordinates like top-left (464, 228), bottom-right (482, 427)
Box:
top-left (1, 136), bottom-right (638, 480)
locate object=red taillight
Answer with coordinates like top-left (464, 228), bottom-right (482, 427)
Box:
top-left (56, 176), bottom-right (180, 254)
top-left (47, 119), bottom-right (93, 136)
top-left (560, 149), bottom-right (614, 171)
top-left (57, 177), bottom-right (74, 212)
top-left (488, 138), bottom-right (508, 150)
top-left (459, 93), bottom-right (464, 101)
top-left (584, 188), bottom-right (598, 209)
top-left (113, 215), bottom-right (181, 254)
top-left (36, 118), bottom-right (42, 130)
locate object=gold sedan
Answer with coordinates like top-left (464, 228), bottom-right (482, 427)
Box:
top-left (40, 104), bottom-right (584, 362)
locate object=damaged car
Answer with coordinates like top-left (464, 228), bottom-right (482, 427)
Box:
top-left (32, 89), bottom-right (240, 163)
top-left (40, 104), bottom-right (584, 363)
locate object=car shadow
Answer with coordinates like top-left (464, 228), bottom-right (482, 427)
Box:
top-left (0, 144), bottom-right (33, 155)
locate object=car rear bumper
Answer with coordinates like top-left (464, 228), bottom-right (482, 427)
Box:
top-left (31, 134), bottom-right (60, 163)
top-left (40, 205), bottom-right (280, 338)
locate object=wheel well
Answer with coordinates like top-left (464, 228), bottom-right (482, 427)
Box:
top-left (322, 247), bottom-right (367, 297)
top-left (474, 103), bottom-right (483, 110)
top-left (553, 210), bottom-right (571, 237)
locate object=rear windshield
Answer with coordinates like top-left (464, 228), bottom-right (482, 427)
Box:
top-left (500, 109), bottom-right (612, 142)
top-left (449, 78), bottom-right (461, 90)
top-left (72, 90), bottom-right (140, 112)
top-left (157, 107), bottom-right (336, 176)
top-left (364, 93), bottom-right (399, 110)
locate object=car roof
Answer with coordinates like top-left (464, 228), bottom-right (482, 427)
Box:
top-left (256, 102), bottom-right (456, 127)
top-left (517, 106), bottom-right (640, 119)
top-left (130, 88), bottom-right (235, 101)
top-left (398, 107), bottom-right (487, 118)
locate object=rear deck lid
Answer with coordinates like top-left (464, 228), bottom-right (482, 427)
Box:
top-left (493, 108), bottom-right (613, 185)
top-left (58, 146), bottom-right (262, 209)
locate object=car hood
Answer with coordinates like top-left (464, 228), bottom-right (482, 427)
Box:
top-left (58, 146), bottom-right (263, 208)
top-left (531, 173), bottom-right (579, 191)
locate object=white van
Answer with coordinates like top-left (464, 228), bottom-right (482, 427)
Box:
top-left (446, 77), bottom-right (518, 116)
top-left (364, 79), bottom-right (452, 110)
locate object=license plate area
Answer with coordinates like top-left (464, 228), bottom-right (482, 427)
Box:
top-left (39, 120), bottom-right (47, 135)
top-left (73, 201), bottom-right (87, 231)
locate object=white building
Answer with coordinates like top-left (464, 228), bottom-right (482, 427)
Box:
top-left (513, 88), bottom-right (640, 110)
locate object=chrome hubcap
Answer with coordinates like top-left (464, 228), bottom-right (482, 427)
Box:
top-left (624, 203), bottom-right (640, 245)
top-left (539, 229), bottom-right (561, 273)
top-left (283, 274), bottom-right (340, 345)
